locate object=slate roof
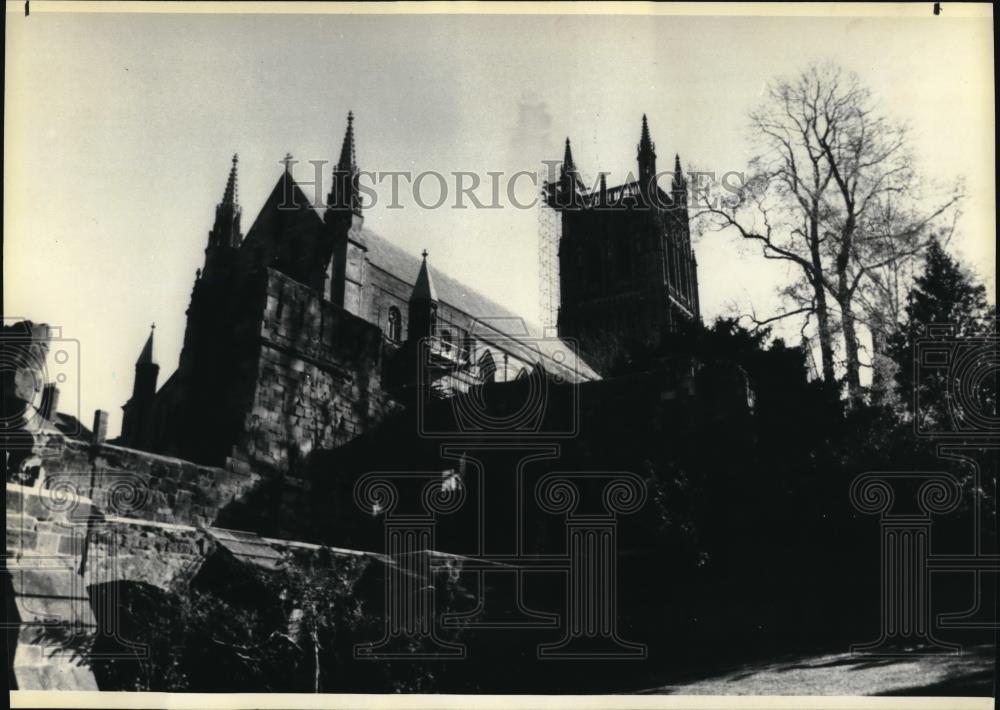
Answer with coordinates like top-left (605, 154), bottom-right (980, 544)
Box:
top-left (359, 226), bottom-right (599, 380)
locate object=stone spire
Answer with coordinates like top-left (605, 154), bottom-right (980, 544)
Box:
top-left (562, 137), bottom-right (576, 176)
top-left (406, 249), bottom-right (437, 342)
top-left (672, 153), bottom-right (685, 188)
top-left (122, 323), bottom-right (160, 446)
top-left (328, 111), bottom-right (362, 216)
top-left (638, 115), bottom-right (655, 156)
top-left (222, 153), bottom-right (238, 204)
top-left (557, 137), bottom-right (582, 207)
top-left (411, 250), bottom-right (438, 302)
top-left (637, 114), bottom-right (657, 186)
top-left (208, 154), bottom-right (243, 249)
top-left (337, 110), bottom-right (358, 172)
top-left (136, 324), bottom-right (156, 366)
top-left (408, 250), bottom-right (439, 342)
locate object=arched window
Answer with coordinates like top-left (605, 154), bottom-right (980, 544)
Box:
top-left (479, 351), bottom-right (496, 383)
top-left (387, 306), bottom-right (402, 341)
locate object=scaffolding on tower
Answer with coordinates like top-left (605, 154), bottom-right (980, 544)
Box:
top-left (538, 165), bottom-right (593, 333)
top-left (537, 196), bottom-right (561, 332)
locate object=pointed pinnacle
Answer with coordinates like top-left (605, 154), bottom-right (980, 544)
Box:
top-left (137, 325), bottom-right (156, 366)
top-left (222, 154), bottom-right (239, 205)
top-left (639, 114), bottom-right (654, 151)
top-left (562, 137), bottom-right (576, 174)
top-left (412, 249), bottom-right (437, 302)
top-left (673, 154), bottom-right (686, 188)
top-left (338, 111), bottom-right (357, 171)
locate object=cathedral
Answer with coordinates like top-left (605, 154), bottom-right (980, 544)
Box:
top-left (119, 114), bottom-right (700, 475)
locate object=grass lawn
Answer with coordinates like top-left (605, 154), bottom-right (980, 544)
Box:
top-left (638, 643), bottom-right (995, 696)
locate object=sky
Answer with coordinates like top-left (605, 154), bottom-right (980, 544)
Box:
top-left (4, 5), bottom-right (995, 436)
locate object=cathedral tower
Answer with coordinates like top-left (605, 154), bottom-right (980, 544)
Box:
top-left (549, 115), bottom-right (700, 375)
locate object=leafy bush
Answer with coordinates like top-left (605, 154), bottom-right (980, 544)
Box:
top-left (89, 546), bottom-right (470, 692)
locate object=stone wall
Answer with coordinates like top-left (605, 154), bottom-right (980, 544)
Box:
top-left (6, 430), bottom-right (379, 692)
top-left (230, 268), bottom-right (403, 476)
top-left (37, 436), bottom-right (261, 529)
top-left (8, 424), bottom-right (320, 545)
top-left (6, 482), bottom-right (99, 690)
top-left (4, 474), bottom-right (482, 692)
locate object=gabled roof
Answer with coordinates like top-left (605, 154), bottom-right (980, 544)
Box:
top-left (247, 172), bottom-right (324, 238)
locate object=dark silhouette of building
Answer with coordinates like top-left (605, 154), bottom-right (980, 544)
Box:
top-left (120, 326), bottom-right (159, 445)
top-left (118, 113), bottom-right (602, 475)
top-left (547, 115), bottom-right (700, 374)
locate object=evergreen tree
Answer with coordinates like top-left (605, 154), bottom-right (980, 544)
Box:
top-left (890, 239), bottom-right (992, 426)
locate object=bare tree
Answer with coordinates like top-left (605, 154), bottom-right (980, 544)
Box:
top-left (700, 68), bottom-right (843, 384)
top-left (804, 64), bottom-right (963, 400)
top-left (700, 62), bottom-right (962, 400)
